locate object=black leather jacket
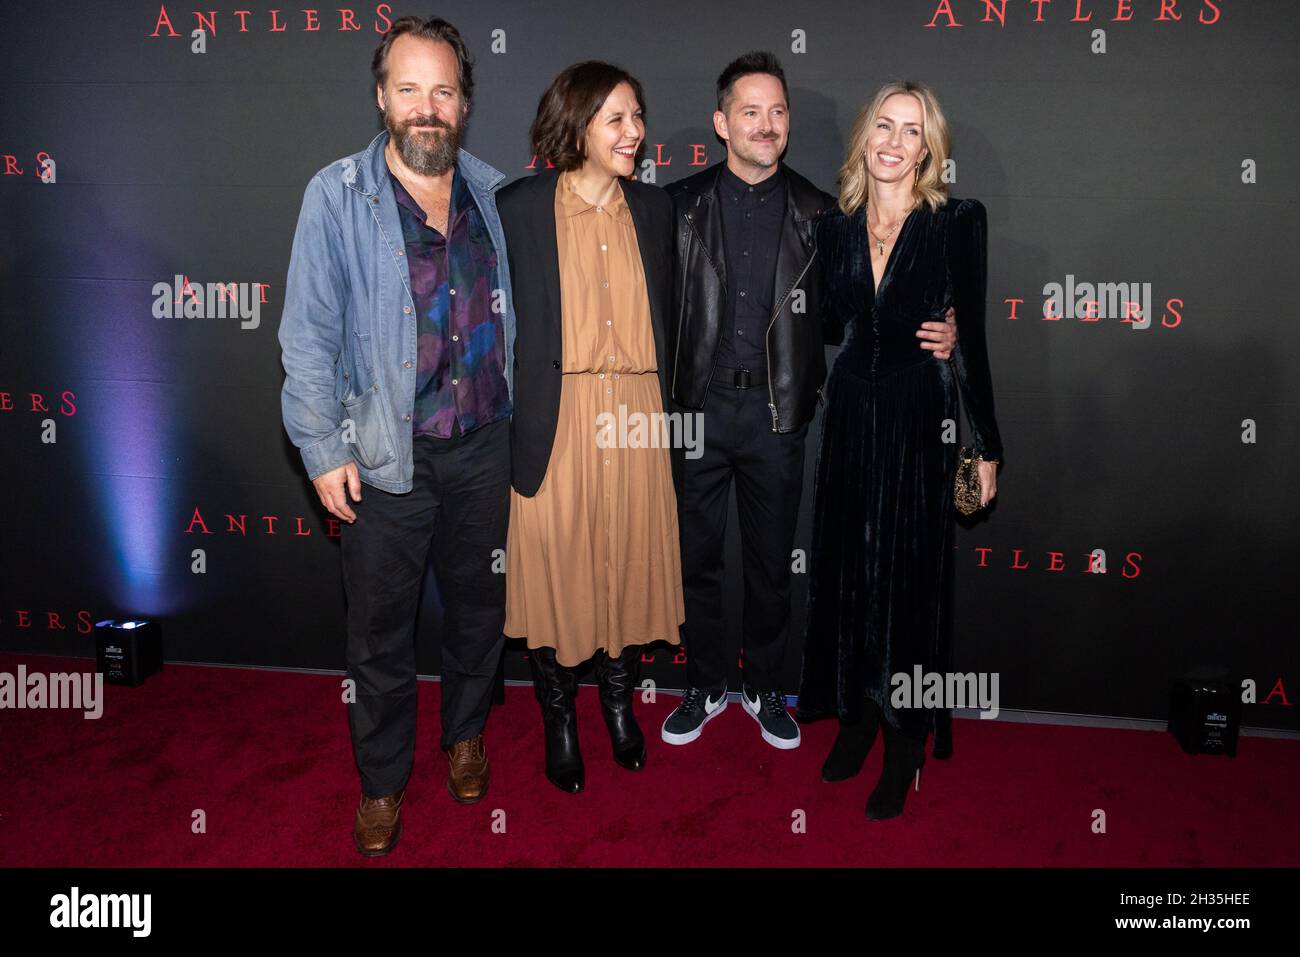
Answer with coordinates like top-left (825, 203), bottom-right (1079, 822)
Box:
top-left (666, 162), bottom-right (835, 432)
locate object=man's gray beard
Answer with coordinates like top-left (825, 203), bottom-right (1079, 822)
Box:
top-left (391, 119), bottom-right (462, 175)
top-left (732, 138), bottom-right (780, 170)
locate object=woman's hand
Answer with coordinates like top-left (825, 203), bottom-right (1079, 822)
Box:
top-left (977, 460), bottom-right (998, 507)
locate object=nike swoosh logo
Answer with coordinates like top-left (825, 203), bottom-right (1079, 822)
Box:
top-left (704, 693), bottom-right (724, 714)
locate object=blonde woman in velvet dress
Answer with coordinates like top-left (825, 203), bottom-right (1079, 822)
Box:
top-left (496, 61), bottom-right (683, 794)
top-left (797, 81), bottom-right (1004, 819)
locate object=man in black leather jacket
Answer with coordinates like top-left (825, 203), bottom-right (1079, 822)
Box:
top-left (661, 52), bottom-right (956, 752)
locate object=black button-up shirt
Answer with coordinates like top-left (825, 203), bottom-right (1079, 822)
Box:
top-left (716, 163), bottom-right (785, 369)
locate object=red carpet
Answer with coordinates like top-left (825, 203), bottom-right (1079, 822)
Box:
top-left (1, 653), bottom-right (1296, 867)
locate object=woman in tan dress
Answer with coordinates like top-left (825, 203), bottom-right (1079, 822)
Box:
top-left (496, 61), bottom-right (684, 794)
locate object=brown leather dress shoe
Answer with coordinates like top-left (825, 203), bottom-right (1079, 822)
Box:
top-left (354, 789), bottom-right (404, 857)
top-left (446, 735), bottom-right (489, 804)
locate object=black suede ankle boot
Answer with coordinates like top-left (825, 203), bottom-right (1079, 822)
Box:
top-left (821, 699), bottom-right (881, 783)
top-left (866, 718), bottom-right (926, 820)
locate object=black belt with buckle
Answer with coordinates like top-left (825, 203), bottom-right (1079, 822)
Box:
top-left (715, 365), bottom-right (767, 389)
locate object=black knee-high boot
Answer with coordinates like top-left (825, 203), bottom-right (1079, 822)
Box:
top-left (592, 646), bottom-right (646, 771)
top-left (528, 647), bottom-right (584, 794)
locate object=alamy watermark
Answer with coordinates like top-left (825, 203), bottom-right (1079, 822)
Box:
top-left (151, 275), bottom-right (264, 329)
top-left (0, 666), bottom-right (103, 719)
top-left (891, 667), bottom-right (999, 719)
top-left (595, 405), bottom-right (704, 459)
top-left (1042, 274), bottom-right (1153, 329)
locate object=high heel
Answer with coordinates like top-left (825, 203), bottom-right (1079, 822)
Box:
top-left (528, 647), bottom-right (585, 793)
top-left (932, 706), bottom-right (953, 760)
top-left (593, 646), bottom-right (646, 771)
top-left (821, 700), bottom-right (881, 782)
top-left (866, 718), bottom-right (926, 820)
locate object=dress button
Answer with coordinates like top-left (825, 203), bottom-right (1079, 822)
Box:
top-left (606, 320), bottom-right (612, 326)
top-left (403, 305), bottom-right (411, 314)
top-left (404, 360), bottom-right (412, 368)
top-left (604, 458), bottom-right (610, 465)
top-left (452, 378), bottom-right (459, 385)
top-left (452, 334), bottom-right (459, 342)
top-left (600, 244), bottom-right (607, 251)
top-left (449, 288), bottom-right (456, 296)
top-left (404, 414), bottom-right (411, 421)
top-left (397, 250), bottom-right (404, 257)
top-left (599, 373), bottom-right (605, 379)
top-left (602, 280), bottom-right (609, 288)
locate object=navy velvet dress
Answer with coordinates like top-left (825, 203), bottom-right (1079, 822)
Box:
top-left (795, 197), bottom-right (1003, 741)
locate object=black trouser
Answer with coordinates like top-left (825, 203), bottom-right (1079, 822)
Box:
top-left (340, 418), bottom-right (509, 798)
top-left (673, 378), bottom-right (809, 696)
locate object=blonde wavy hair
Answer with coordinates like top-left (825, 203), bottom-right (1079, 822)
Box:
top-left (837, 80), bottom-right (950, 215)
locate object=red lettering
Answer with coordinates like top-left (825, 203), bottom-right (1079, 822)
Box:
top-left (29, 393), bottom-right (48, 413)
top-left (1261, 678), bottom-right (1291, 707)
top-left (226, 514), bottom-right (247, 535)
top-left (1122, 552), bottom-right (1142, 579)
top-left (3, 155), bottom-right (22, 175)
top-left (375, 2), bottom-right (392, 33)
top-left (690, 144), bottom-right (708, 166)
top-left (16, 610), bottom-right (31, 628)
top-left (1161, 298), bottom-right (1182, 328)
top-left (294, 517), bottom-right (313, 537)
top-left (1004, 297), bottom-right (1023, 320)
top-left (269, 9), bottom-right (287, 31)
top-left (981, 0), bottom-right (1008, 25)
top-left (339, 8), bottom-right (360, 31)
top-left (1156, 0), bottom-right (1182, 20)
top-left (77, 610), bottom-right (93, 634)
top-left (262, 515), bottom-right (279, 534)
top-left (653, 143), bottom-right (672, 166)
top-left (1046, 551), bottom-right (1065, 572)
top-left (1199, 0), bottom-right (1220, 24)
top-left (185, 507), bottom-right (213, 535)
top-left (1072, 0), bottom-right (1094, 22)
top-left (926, 0), bottom-right (961, 27)
top-left (1011, 549), bottom-right (1030, 570)
top-left (195, 11), bottom-right (217, 35)
top-left (47, 612), bottom-right (64, 631)
top-left (149, 4), bottom-right (180, 37)
top-left (234, 9), bottom-right (251, 31)
top-left (304, 9), bottom-right (320, 31)
top-left (1114, 0), bottom-right (1134, 19)
top-left (975, 547), bottom-right (993, 567)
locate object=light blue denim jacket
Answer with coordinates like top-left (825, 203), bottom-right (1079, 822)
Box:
top-left (278, 131), bottom-right (515, 493)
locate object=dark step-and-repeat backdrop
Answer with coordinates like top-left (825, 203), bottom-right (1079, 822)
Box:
top-left (1, 1), bottom-right (1295, 729)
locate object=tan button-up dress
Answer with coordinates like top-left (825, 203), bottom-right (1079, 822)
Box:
top-left (503, 171), bottom-right (685, 667)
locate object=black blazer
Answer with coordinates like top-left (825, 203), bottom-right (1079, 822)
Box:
top-left (496, 169), bottom-right (675, 497)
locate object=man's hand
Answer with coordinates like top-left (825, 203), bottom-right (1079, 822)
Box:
top-left (312, 461), bottom-right (361, 523)
top-left (917, 305), bottom-right (958, 360)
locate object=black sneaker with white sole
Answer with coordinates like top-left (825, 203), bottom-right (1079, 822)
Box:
top-left (740, 683), bottom-right (801, 749)
top-left (660, 686), bottom-right (729, 745)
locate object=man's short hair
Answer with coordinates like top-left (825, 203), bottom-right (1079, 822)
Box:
top-left (716, 51), bottom-right (789, 113)
top-left (372, 16), bottom-right (474, 104)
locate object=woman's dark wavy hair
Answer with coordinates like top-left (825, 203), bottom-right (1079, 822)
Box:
top-left (530, 61), bottom-right (646, 171)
